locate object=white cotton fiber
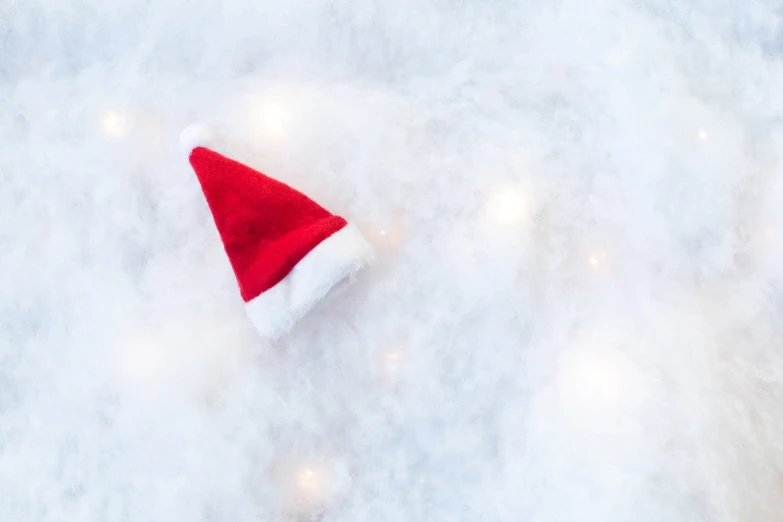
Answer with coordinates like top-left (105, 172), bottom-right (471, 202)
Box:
top-left (2, 0), bottom-right (783, 521)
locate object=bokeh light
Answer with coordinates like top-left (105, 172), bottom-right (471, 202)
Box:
top-left (101, 109), bottom-right (131, 136)
top-left (486, 185), bottom-right (529, 226)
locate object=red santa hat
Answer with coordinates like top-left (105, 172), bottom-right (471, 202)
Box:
top-left (179, 124), bottom-right (373, 338)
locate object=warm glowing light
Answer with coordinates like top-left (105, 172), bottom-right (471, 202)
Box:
top-left (487, 186), bottom-right (528, 226)
top-left (572, 357), bottom-right (623, 404)
top-left (102, 110), bottom-right (130, 136)
top-left (371, 210), bottom-right (406, 249)
top-left (263, 104), bottom-right (287, 134)
top-left (559, 351), bottom-right (638, 414)
top-left (298, 468), bottom-right (315, 488)
top-left (383, 350), bottom-right (404, 381)
top-left (280, 460), bottom-right (349, 516)
top-left (555, 324), bottom-right (648, 419)
top-left (698, 128), bottom-right (708, 141)
top-left (254, 98), bottom-right (291, 143)
top-left (588, 251), bottom-right (607, 269)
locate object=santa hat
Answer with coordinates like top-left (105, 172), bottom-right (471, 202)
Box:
top-left (180, 124), bottom-right (373, 338)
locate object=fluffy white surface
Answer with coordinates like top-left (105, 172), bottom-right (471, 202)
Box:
top-left (2, 0), bottom-right (783, 521)
top-left (246, 223), bottom-right (374, 339)
top-left (179, 124), bottom-right (213, 154)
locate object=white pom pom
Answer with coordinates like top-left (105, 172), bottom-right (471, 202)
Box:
top-left (179, 124), bottom-right (213, 154)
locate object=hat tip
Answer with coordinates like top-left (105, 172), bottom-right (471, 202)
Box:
top-left (179, 124), bottom-right (213, 154)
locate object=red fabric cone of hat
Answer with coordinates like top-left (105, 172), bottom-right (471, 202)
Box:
top-left (180, 124), bottom-right (373, 338)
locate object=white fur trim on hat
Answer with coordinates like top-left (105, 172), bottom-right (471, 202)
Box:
top-left (179, 124), bottom-right (213, 154)
top-left (245, 223), bottom-right (374, 338)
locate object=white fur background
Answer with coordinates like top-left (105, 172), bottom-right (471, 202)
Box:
top-left (3, 1), bottom-right (783, 520)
